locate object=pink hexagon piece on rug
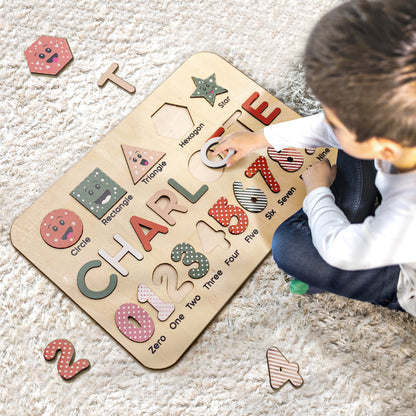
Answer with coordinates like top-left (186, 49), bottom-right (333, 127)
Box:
top-left (24, 35), bottom-right (73, 75)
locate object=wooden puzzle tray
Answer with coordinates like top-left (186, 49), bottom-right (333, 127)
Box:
top-left (11, 52), bottom-right (336, 369)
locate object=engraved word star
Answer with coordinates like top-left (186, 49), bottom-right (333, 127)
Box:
top-left (190, 73), bottom-right (227, 106)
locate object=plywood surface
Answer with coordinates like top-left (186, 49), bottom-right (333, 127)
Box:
top-left (11, 52), bottom-right (336, 369)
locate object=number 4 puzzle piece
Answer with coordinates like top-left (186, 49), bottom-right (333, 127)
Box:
top-left (266, 347), bottom-right (304, 390)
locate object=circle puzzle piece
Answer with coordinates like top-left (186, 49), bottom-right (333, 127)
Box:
top-left (40, 208), bottom-right (83, 248)
top-left (24, 36), bottom-right (73, 75)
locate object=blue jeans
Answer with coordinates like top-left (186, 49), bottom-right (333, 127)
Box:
top-left (272, 150), bottom-right (402, 310)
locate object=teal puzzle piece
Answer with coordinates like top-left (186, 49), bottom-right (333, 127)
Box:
top-left (70, 168), bottom-right (126, 219)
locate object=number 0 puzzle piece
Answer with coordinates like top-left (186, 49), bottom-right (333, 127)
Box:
top-left (266, 347), bottom-right (304, 390)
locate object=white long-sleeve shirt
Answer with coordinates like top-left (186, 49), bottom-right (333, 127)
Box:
top-left (264, 113), bottom-right (416, 315)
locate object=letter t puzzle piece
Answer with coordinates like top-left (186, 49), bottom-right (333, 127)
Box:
top-left (266, 347), bottom-right (304, 390)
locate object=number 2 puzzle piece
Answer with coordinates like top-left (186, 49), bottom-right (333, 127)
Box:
top-left (24, 36), bottom-right (73, 75)
top-left (266, 347), bottom-right (304, 390)
top-left (43, 339), bottom-right (90, 380)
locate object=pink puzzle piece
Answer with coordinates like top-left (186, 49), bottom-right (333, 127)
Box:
top-left (24, 36), bottom-right (73, 75)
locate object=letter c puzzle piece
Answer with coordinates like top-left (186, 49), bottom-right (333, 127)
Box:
top-left (43, 339), bottom-right (90, 380)
top-left (266, 347), bottom-right (304, 390)
top-left (200, 137), bottom-right (235, 169)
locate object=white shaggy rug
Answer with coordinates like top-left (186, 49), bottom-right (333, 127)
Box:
top-left (2, 0), bottom-right (416, 415)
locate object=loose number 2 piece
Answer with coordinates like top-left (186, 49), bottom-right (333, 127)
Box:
top-left (44, 339), bottom-right (90, 380)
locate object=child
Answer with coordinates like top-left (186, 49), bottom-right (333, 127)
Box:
top-left (213, 0), bottom-right (416, 315)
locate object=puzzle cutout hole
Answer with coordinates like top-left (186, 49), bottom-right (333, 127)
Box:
top-left (196, 220), bottom-right (230, 254)
top-left (188, 151), bottom-right (224, 182)
top-left (151, 103), bottom-right (194, 139)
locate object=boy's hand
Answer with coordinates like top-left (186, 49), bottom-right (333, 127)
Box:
top-left (302, 158), bottom-right (337, 194)
top-left (212, 130), bottom-right (269, 167)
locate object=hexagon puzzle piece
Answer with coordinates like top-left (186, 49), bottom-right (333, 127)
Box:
top-left (24, 36), bottom-right (73, 75)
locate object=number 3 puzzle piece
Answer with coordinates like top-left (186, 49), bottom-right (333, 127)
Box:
top-left (44, 339), bottom-right (90, 380)
top-left (266, 347), bottom-right (303, 390)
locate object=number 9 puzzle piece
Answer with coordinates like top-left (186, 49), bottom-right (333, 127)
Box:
top-left (24, 36), bottom-right (73, 76)
top-left (266, 347), bottom-right (303, 390)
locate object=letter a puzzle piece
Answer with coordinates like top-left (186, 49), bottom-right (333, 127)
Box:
top-left (121, 144), bottom-right (166, 184)
top-left (266, 347), bottom-right (304, 390)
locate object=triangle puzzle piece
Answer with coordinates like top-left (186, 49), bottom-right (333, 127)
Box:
top-left (266, 347), bottom-right (304, 390)
top-left (121, 144), bottom-right (166, 184)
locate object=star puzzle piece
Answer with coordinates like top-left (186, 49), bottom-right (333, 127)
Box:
top-left (24, 36), bottom-right (73, 76)
top-left (266, 347), bottom-right (304, 390)
top-left (190, 73), bottom-right (227, 106)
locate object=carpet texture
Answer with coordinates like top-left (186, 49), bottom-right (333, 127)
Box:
top-left (1, 0), bottom-right (416, 415)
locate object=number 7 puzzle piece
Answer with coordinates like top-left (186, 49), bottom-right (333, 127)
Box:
top-left (266, 347), bottom-right (304, 390)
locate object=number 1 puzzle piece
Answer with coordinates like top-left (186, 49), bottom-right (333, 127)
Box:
top-left (266, 347), bottom-right (303, 390)
top-left (44, 339), bottom-right (90, 380)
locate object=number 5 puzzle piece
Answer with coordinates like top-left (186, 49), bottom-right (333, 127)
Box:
top-left (266, 347), bottom-right (303, 390)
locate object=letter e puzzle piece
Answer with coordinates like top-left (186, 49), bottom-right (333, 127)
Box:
top-left (25, 36), bottom-right (73, 76)
top-left (266, 347), bottom-right (304, 390)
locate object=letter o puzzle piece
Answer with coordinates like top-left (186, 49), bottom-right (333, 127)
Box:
top-left (267, 147), bottom-right (304, 172)
top-left (25, 36), bottom-right (73, 75)
top-left (43, 339), bottom-right (90, 380)
top-left (40, 208), bottom-right (83, 249)
top-left (115, 303), bottom-right (155, 343)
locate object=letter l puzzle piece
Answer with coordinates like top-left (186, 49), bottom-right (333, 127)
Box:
top-left (266, 347), bottom-right (304, 390)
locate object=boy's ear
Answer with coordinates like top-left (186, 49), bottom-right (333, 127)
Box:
top-left (374, 138), bottom-right (403, 162)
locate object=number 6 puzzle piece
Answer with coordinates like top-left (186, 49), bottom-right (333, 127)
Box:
top-left (266, 347), bottom-right (303, 390)
top-left (43, 339), bottom-right (90, 380)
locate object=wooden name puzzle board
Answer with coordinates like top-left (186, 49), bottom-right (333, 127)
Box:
top-left (11, 53), bottom-right (336, 369)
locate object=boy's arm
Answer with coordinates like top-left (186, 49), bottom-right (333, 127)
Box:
top-left (303, 186), bottom-right (415, 270)
top-left (213, 113), bottom-right (340, 167)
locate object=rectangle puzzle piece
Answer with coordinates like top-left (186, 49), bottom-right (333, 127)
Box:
top-left (11, 53), bottom-right (336, 369)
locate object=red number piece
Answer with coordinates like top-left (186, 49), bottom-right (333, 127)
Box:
top-left (44, 339), bottom-right (90, 380)
top-left (245, 156), bottom-right (280, 193)
top-left (208, 197), bottom-right (249, 235)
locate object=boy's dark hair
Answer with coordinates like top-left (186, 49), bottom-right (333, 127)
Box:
top-left (304, 0), bottom-right (416, 146)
